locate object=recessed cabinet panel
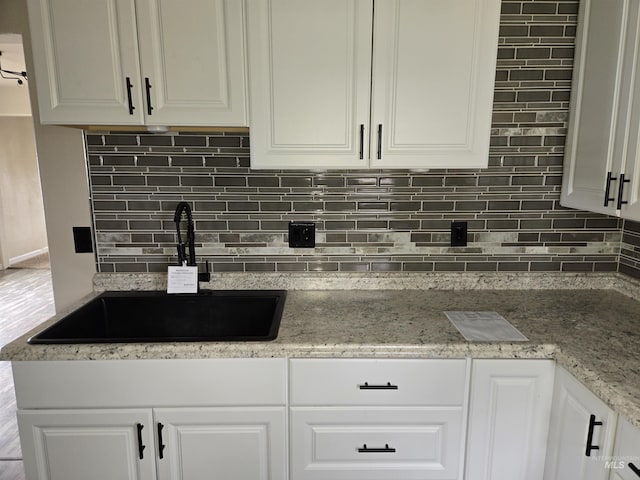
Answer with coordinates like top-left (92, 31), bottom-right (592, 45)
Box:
top-left (135, 0), bottom-right (247, 126)
top-left (247, 0), bottom-right (373, 168)
top-left (543, 366), bottom-right (617, 480)
top-left (370, 0), bottom-right (500, 168)
top-left (27, 0), bottom-right (144, 124)
top-left (466, 360), bottom-right (554, 480)
top-left (18, 409), bottom-right (155, 480)
top-left (291, 407), bottom-right (464, 480)
top-left (154, 407), bottom-right (286, 480)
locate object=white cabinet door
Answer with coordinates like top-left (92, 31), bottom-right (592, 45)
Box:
top-left (246, 0), bottom-right (373, 169)
top-left (370, 0), bottom-right (500, 169)
top-left (135, 0), bottom-right (248, 126)
top-left (17, 409), bottom-right (156, 480)
top-left (561, 0), bottom-right (640, 220)
top-left (614, 0), bottom-right (640, 221)
top-left (154, 407), bottom-right (287, 480)
top-left (465, 359), bottom-right (555, 480)
top-left (27, 0), bottom-right (144, 125)
top-left (610, 417), bottom-right (640, 480)
top-left (544, 366), bottom-right (617, 480)
top-left (247, 0), bottom-right (500, 170)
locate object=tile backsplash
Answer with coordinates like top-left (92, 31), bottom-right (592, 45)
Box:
top-left (87, 0), bottom-right (628, 276)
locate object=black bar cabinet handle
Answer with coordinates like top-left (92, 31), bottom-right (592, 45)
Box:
top-left (617, 173), bottom-right (630, 209)
top-left (629, 463), bottom-right (640, 477)
top-left (377, 124), bottom-right (382, 159)
top-left (585, 414), bottom-right (602, 457)
top-left (157, 422), bottom-right (166, 459)
top-left (136, 423), bottom-right (145, 459)
top-left (145, 77), bottom-right (154, 115)
top-left (358, 443), bottom-right (396, 453)
top-left (604, 172), bottom-right (617, 207)
top-left (359, 124), bottom-right (364, 160)
top-left (358, 382), bottom-right (398, 390)
top-left (126, 77), bottom-right (135, 115)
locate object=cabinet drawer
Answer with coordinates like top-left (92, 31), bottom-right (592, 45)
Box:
top-left (290, 407), bottom-right (464, 480)
top-left (13, 359), bottom-right (286, 408)
top-left (289, 359), bottom-right (467, 406)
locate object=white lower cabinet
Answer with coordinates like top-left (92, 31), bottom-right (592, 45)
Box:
top-left (154, 407), bottom-right (286, 480)
top-left (465, 359), bottom-right (555, 480)
top-left (610, 417), bottom-right (640, 480)
top-left (289, 358), bottom-right (469, 480)
top-left (18, 409), bottom-right (157, 480)
top-left (544, 366), bottom-right (617, 480)
top-left (14, 359), bottom-right (287, 480)
top-left (18, 407), bottom-right (286, 480)
top-left (13, 357), bottom-right (635, 480)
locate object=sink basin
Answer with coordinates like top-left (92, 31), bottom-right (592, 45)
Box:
top-left (28, 290), bottom-right (287, 344)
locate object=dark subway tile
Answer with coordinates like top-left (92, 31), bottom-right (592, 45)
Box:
top-left (209, 136), bottom-right (241, 148)
top-left (174, 136), bottom-right (206, 147)
top-left (215, 176), bottom-right (246, 187)
top-left (140, 136), bottom-right (172, 146)
top-left (147, 176), bottom-right (179, 186)
top-left (181, 176), bottom-right (213, 186)
top-left (172, 156), bottom-right (205, 167)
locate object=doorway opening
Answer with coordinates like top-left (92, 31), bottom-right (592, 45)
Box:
top-left (0, 33), bottom-right (49, 271)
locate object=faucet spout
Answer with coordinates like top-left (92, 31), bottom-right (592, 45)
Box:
top-left (173, 202), bottom-right (196, 266)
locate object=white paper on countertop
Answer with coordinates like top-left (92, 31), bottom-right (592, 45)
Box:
top-left (444, 311), bottom-right (528, 342)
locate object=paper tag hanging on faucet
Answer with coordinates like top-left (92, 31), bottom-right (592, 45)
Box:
top-left (167, 266), bottom-right (198, 294)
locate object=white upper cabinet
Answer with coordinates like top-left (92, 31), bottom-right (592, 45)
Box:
top-left (370, 0), bottom-right (501, 169)
top-left (27, 0), bottom-right (143, 125)
top-left (562, 0), bottom-right (640, 221)
top-left (246, 0), bottom-right (501, 170)
top-left (246, 0), bottom-right (373, 169)
top-left (27, 0), bottom-right (248, 126)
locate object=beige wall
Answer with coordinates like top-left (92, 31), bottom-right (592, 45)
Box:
top-left (0, 0), bottom-right (95, 310)
top-left (0, 86), bottom-right (31, 116)
top-left (0, 116), bottom-right (47, 265)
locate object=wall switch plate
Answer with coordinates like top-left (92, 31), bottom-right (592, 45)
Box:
top-left (73, 226), bottom-right (93, 253)
top-left (289, 222), bottom-right (315, 248)
top-left (451, 221), bottom-right (468, 247)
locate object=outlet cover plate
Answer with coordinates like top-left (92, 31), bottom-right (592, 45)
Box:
top-left (451, 221), bottom-right (468, 247)
top-left (289, 222), bottom-right (315, 248)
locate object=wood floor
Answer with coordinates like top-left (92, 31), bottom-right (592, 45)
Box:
top-left (0, 268), bottom-right (55, 480)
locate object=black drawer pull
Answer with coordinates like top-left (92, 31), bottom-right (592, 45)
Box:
top-left (629, 463), bottom-right (640, 477)
top-left (358, 443), bottom-right (396, 453)
top-left (157, 422), bottom-right (166, 459)
top-left (145, 77), bottom-right (154, 115)
top-left (136, 423), bottom-right (145, 459)
top-left (358, 382), bottom-right (398, 390)
top-left (125, 77), bottom-right (135, 115)
top-left (585, 414), bottom-right (602, 457)
top-left (604, 171), bottom-right (617, 207)
top-left (617, 173), bottom-right (631, 209)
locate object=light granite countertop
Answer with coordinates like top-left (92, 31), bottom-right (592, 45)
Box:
top-left (1, 272), bottom-right (639, 429)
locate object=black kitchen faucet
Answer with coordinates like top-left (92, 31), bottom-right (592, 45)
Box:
top-left (173, 202), bottom-right (210, 281)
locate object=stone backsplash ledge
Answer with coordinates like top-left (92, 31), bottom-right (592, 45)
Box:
top-left (85, 0), bottom-right (640, 278)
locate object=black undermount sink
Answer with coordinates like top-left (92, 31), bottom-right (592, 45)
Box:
top-left (28, 290), bottom-right (287, 344)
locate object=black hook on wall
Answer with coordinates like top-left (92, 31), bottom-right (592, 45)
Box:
top-left (0, 51), bottom-right (28, 86)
